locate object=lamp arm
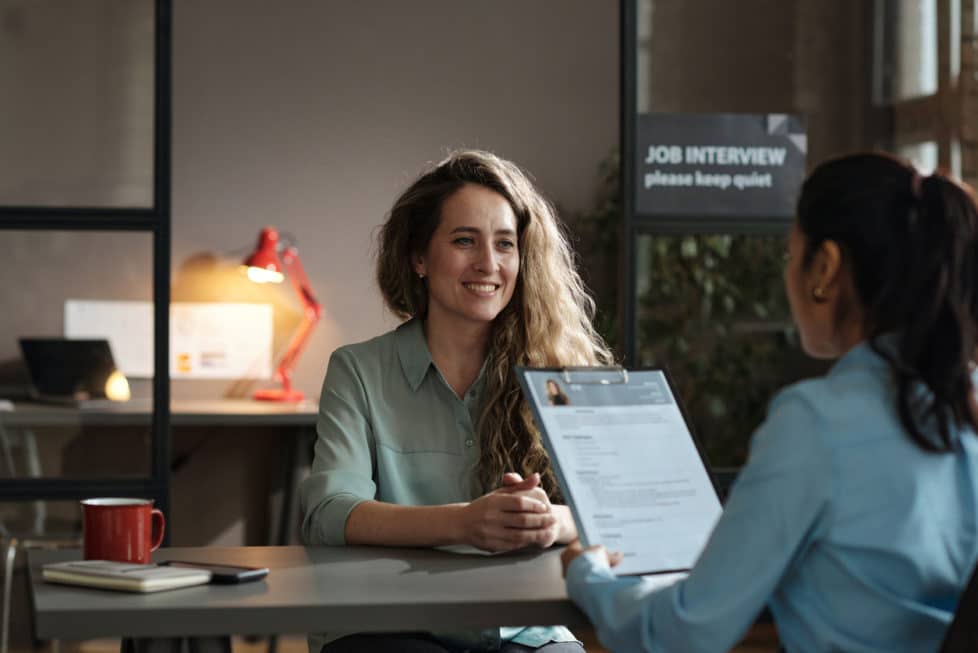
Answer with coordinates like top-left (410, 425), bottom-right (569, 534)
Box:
top-left (282, 247), bottom-right (320, 309)
top-left (276, 247), bottom-right (323, 392)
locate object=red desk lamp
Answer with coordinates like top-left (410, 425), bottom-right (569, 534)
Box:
top-left (243, 227), bottom-right (322, 402)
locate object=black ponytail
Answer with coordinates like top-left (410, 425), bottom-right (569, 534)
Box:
top-left (797, 153), bottom-right (978, 452)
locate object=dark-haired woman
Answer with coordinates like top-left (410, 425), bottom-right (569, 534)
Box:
top-left (562, 152), bottom-right (978, 653)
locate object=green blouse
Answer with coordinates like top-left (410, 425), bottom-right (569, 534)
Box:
top-left (300, 318), bottom-right (576, 651)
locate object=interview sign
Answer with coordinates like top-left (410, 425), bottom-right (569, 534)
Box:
top-left (635, 113), bottom-right (806, 219)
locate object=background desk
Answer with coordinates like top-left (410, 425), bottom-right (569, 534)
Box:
top-left (0, 400), bottom-right (318, 545)
top-left (28, 546), bottom-right (586, 639)
top-left (2, 399), bottom-right (317, 428)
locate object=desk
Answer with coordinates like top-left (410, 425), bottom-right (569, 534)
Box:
top-left (0, 400), bottom-right (318, 545)
top-left (28, 546), bottom-right (586, 640)
top-left (2, 399), bottom-right (317, 428)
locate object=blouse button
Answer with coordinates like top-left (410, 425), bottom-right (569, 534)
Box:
top-left (465, 439), bottom-right (474, 447)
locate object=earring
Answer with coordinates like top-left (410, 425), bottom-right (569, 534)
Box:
top-left (811, 286), bottom-right (827, 302)
top-left (418, 272), bottom-right (425, 280)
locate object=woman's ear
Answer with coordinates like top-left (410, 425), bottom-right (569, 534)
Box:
top-left (811, 239), bottom-right (843, 294)
top-left (412, 253), bottom-right (426, 277)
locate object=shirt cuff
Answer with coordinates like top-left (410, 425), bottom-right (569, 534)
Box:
top-left (313, 493), bottom-right (368, 545)
top-left (566, 550), bottom-right (615, 596)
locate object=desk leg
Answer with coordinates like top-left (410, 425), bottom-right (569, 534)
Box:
top-left (268, 429), bottom-right (297, 653)
top-left (276, 426), bottom-right (313, 546)
top-left (22, 430), bottom-right (45, 535)
top-left (121, 638), bottom-right (183, 653)
top-left (188, 637), bottom-right (233, 653)
top-left (121, 637), bottom-right (231, 653)
top-left (267, 426), bottom-right (313, 653)
top-left (275, 428), bottom-right (297, 548)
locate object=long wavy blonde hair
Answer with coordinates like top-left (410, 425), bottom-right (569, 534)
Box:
top-left (377, 150), bottom-right (613, 500)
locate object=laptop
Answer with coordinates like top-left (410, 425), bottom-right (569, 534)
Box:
top-left (18, 338), bottom-right (123, 407)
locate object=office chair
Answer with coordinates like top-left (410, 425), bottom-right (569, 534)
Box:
top-left (938, 560), bottom-right (978, 652)
top-left (0, 423), bottom-right (80, 653)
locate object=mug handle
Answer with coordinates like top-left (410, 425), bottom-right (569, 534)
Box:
top-left (150, 509), bottom-right (166, 552)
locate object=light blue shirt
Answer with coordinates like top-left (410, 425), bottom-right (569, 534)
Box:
top-left (566, 341), bottom-right (978, 652)
top-left (300, 319), bottom-right (577, 652)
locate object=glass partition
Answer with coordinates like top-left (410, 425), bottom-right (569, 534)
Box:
top-left (621, 0), bottom-right (975, 474)
top-left (0, 230), bottom-right (154, 482)
top-left (0, 0), bottom-right (155, 208)
top-left (633, 232), bottom-right (827, 468)
top-left (0, 0), bottom-right (169, 550)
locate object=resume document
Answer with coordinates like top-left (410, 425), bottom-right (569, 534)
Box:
top-left (520, 369), bottom-right (723, 576)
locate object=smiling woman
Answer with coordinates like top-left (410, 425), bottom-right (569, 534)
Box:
top-left (300, 150), bottom-right (612, 653)
top-left (412, 184), bottom-right (520, 338)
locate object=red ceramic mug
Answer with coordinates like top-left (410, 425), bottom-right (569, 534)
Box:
top-left (81, 498), bottom-right (165, 564)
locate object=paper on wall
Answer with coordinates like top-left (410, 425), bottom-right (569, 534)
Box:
top-left (64, 300), bottom-right (154, 377)
top-left (64, 300), bottom-right (273, 379)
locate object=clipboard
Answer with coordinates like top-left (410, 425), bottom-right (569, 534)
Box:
top-left (517, 366), bottom-right (723, 577)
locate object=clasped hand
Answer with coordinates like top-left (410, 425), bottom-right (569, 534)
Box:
top-left (461, 472), bottom-right (559, 553)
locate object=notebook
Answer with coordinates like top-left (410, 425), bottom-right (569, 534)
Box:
top-left (18, 338), bottom-right (122, 407)
top-left (42, 560), bottom-right (212, 593)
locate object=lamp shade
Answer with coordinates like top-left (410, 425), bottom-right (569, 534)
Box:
top-left (243, 227), bottom-right (285, 283)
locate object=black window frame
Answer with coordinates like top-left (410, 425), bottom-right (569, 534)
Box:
top-left (0, 0), bottom-right (172, 534)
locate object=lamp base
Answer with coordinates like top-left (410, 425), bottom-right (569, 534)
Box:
top-left (253, 387), bottom-right (305, 402)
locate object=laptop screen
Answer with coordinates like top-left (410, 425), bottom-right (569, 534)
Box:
top-left (18, 338), bottom-right (117, 400)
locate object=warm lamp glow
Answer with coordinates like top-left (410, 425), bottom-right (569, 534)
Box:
top-left (243, 265), bottom-right (285, 284)
top-left (104, 369), bottom-right (131, 402)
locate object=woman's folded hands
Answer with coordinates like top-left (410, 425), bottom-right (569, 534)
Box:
top-left (459, 472), bottom-right (560, 552)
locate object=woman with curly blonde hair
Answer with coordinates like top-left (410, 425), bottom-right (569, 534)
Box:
top-left (301, 149), bottom-right (611, 653)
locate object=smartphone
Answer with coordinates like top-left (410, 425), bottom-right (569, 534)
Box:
top-left (159, 560), bottom-right (269, 584)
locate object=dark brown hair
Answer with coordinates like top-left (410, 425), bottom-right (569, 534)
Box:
top-left (797, 152), bottom-right (978, 451)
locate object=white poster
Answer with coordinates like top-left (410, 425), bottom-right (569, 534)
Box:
top-left (65, 300), bottom-right (273, 379)
top-left (64, 300), bottom-right (154, 377)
